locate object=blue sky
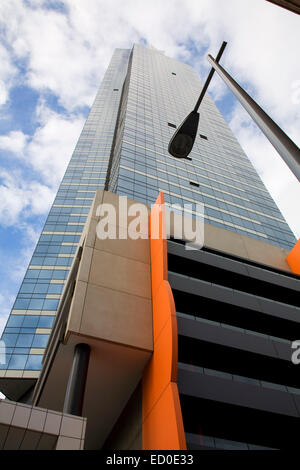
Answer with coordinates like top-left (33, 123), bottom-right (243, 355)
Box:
top-left (0, 0), bottom-right (299, 337)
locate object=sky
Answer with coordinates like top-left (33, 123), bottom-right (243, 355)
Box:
top-left (0, 0), bottom-right (299, 337)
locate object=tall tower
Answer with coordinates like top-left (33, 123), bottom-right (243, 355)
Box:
top-left (107, 44), bottom-right (295, 250)
top-left (0, 45), bottom-right (298, 449)
top-left (0, 48), bottom-right (131, 399)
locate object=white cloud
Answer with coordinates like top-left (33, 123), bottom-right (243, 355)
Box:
top-left (0, 102), bottom-right (85, 227)
top-left (0, 0), bottom-right (224, 111)
top-left (0, 44), bottom-right (17, 107)
top-left (0, 169), bottom-right (54, 226)
top-left (0, 130), bottom-right (28, 156)
top-left (0, 0), bottom-right (138, 111)
top-left (228, 103), bottom-right (300, 238)
top-left (0, 0), bottom-right (298, 236)
top-left (26, 102), bottom-right (85, 186)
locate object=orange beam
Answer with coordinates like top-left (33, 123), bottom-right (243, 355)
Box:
top-left (286, 238), bottom-right (300, 275)
top-left (142, 192), bottom-right (186, 450)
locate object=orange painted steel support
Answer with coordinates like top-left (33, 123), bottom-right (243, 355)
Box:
top-left (142, 192), bottom-right (186, 450)
top-left (286, 239), bottom-right (300, 275)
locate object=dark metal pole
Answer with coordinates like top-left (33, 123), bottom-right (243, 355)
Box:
top-left (207, 54), bottom-right (300, 182)
top-left (168, 41), bottom-right (227, 159)
top-left (63, 343), bottom-right (90, 416)
top-left (193, 41), bottom-right (227, 112)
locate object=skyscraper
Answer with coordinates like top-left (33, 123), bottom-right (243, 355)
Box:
top-left (0, 44), bottom-right (299, 450)
top-left (0, 48), bottom-right (131, 399)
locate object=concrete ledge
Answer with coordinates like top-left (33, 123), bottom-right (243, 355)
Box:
top-left (0, 399), bottom-right (86, 450)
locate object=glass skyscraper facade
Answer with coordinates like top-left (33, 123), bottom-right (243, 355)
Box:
top-left (0, 44), bottom-right (296, 385)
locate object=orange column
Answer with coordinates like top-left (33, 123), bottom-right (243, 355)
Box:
top-left (142, 192), bottom-right (186, 450)
top-left (286, 239), bottom-right (300, 275)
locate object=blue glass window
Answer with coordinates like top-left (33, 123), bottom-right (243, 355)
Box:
top-left (31, 257), bottom-right (44, 265)
top-left (25, 355), bottom-right (43, 370)
top-left (8, 354), bottom-right (28, 369)
top-left (4, 328), bottom-right (20, 333)
top-left (28, 299), bottom-right (44, 310)
top-left (43, 299), bottom-right (59, 310)
top-left (23, 316), bottom-right (39, 327)
top-left (47, 284), bottom-right (64, 294)
top-left (39, 270), bottom-right (53, 279)
top-left (38, 316), bottom-right (55, 328)
top-left (13, 299), bottom-right (30, 310)
top-left (20, 283), bottom-right (35, 293)
top-left (6, 315), bottom-right (24, 327)
top-left (52, 270), bottom-right (69, 280)
top-left (13, 348), bottom-right (30, 354)
top-left (16, 334), bottom-right (34, 347)
top-left (25, 269), bottom-right (40, 279)
top-left (1, 334), bottom-right (18, 347)
top-left (56, 257), bottom-right (73, 266)
top-left (20, 328), bottom-right (36, 334)
top-left (33, 284), bottom-right (49, 294)
top-left (32, 335), bottom-right (49, 348)
top-left (43, 256), bottom-right (57, 265)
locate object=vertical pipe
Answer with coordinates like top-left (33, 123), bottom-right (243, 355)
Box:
top-left (207, 55), bottom-right (300, 182)
top-left (63, 343), bottom-right (90, 416)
